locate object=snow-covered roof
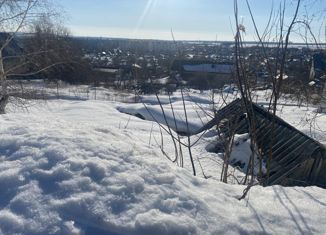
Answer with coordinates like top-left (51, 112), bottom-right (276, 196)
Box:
top-left (93, 68), bottom-right (119, 73)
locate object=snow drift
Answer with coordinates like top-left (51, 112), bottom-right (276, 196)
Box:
top-left (0, 95), bottom-right (325, 234)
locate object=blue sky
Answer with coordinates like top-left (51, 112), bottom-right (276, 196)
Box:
top-left (57, 0), bottom-right (326, 41)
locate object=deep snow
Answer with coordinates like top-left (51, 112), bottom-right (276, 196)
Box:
top-left (0, 86), bottom-right (325, 235)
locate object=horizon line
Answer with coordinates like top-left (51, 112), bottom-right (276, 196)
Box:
top-left (72, 35), bottom-right (326, 45)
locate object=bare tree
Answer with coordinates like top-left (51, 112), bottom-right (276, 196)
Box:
top-left (0, 0), bottom-right (76, 113)
top-left (0, 0), bottom-right (43, 112)
top-left (231, 0), bottom-right (326, 197)
top-left (24, 14), bottom-right (91, 85)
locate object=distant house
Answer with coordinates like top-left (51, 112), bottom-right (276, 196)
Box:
top-left (171, 60), bottom-right (234, 89)
top-left (92, 63), bottom-right (145, 88)
top-left (312, 52), bottom-right (326, 79)
top-left (0, 33), bottom-right (23, 58)
top-left (183, 63), bottom-right (233, 74)
top-left (93, 68), bottom-right (120, 74)
top-left (92, 66), bottom-right (121, 84)
top-left (0, 33), bottom-right (28, 81)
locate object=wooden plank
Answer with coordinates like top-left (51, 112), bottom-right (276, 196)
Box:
top-left (262, 132), bottom-right (302, 161)
top-left (267, 129), bottom-right (296, 153)
top-left (278, 139), bottom-right (313, 165)
top-left (268, 142), bottom-right (310, 171)
top-left (268, 146), bottom-right (321, 185)
top-left (267, 163), bottom-right (302, 185)
top-left (311, 152), bottom-right (324, 184)
top-left (259, 128), bottom-right (292, 155)
top-left (272, 134), bottom-right (307, 161)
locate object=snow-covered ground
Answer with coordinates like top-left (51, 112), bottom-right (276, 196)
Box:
top-left (0, 85), bottom-right (325, 234)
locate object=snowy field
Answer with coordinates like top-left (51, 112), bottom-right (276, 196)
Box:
top-left (0, 84), bottom-right (325, 234)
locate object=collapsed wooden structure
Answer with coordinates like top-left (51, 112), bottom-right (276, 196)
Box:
top-left (201, 98), bottom-right (326, 188)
